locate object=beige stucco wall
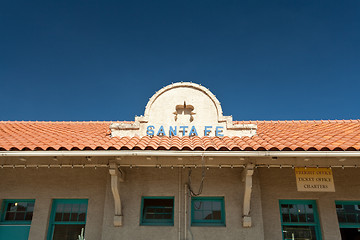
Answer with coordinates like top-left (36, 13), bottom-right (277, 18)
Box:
top-left (0, 164), bottom-right (265, 240)
top-left (2, 161), bottom-right (359, 240)
top-left (0, 168), bottom-right (108, 240)
top-left (259, 167), bottom-right (360, 240)
top-left (101, 167), bottom-right (264, 240)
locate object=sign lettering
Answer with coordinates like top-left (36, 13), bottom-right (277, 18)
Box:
top-left (146, 125), bottom-right (224, 137)
top-left (295, 168), bottom-right (335, 192)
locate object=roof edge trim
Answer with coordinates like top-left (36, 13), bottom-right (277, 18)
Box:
top-left (1, 151), bottom-right (359, 158)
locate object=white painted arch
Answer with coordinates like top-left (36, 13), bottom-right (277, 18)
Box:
top-left (143, 82), bottom-right (224, 123)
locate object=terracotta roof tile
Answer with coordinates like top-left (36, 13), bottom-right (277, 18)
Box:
top-left (0, 120), bottom-right (360, 151)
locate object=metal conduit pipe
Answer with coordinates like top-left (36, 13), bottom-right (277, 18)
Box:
top-left (1, 151), bottom-right (360, 157)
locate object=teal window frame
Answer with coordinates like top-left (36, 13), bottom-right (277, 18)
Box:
top-left (0, 199), bottom-right (35, 225)
top-left (279, 200), bottom-right (322, 240)
top-left (335, 201), bottom-right (360, 228)
top-left (191, 196), bottom-right (225, 227)
top-left (140, 196), bottom-right (174, 226)
top-left (47, 199), bottom-right (88, 240)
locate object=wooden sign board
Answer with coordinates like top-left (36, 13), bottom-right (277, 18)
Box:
top-left (295, 168), bottom-right (335, 192)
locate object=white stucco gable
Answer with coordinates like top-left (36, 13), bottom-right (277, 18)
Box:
top-left (110, 82), bottom-right (257, 137)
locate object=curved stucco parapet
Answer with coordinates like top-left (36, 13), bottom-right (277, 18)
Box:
top-left (143, 82), bottom-right (223, 123)
top-left (110, 82), bottom-right (257, 137)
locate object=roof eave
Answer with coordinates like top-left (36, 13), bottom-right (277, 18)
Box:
top-left (1, 150), bottom-right (360, 158)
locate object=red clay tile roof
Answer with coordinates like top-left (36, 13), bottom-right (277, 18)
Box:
top-left (0, 120), bottom-right (360, 151)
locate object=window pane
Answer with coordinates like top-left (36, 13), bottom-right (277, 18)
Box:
top-left (145, 213), bottom-right (154, 219)
top-left (194, 211), bottom-right (202, 220)
top-left (347, 214), bottom-right (356, 223)
top-left (281, 204), bottom-right (289, 211)
top-left (71, 204), bottom-right (80, 220)
top-left (337, 213), bottom-right (346, 222)
top-left (79, 204), bottom-right (87, 213)
top-left (55, 213), bottom-right (62, 221)
top-left (153, 213), bottom-right (164, 219)
top-left (336, 203), bottom-right (360, 224)
top-left (16, 203), bottom-right (27, 212)
top-left (56, 204), bottom-right (64, 213)
top-left (141, 198), bottom-right (174, 225)
top-left (54, 202), bottom-right (87, 222)
top-left (282, 214), bottom-right (290, 222)
top-left (27, 203), bottom-right (34, 212)
top-left (203, 210), bottom-right (212, 220)
top-left (5, 212), bottom-right (15, 221)
top-left (191, 197), bottom-right (225, 226)
top-left (2, 200), bottom-right (35, 222)
top-left (193, 201), bottom-right (203, 210)
top-left (297, 205), bottom-right (306, 222)
top-left (70, 213), bottom-right (79, 221)
top-left (7, 203), bottom-right (16, 212)
top-left (25, 212), bottom-right (33, 221)
top-left (212, 210), bottom-right (221, 220)
top-left (62, 213), bottom-right (70, 221)
top-left (281, 205), bottom-right (289, 213)
top-left (163, 214), bottom-right (172, 219)
top-left (283, 225), bottom-right (317, 240)
top-left (281, 205), bottom-right (290, 222)
top-left (289, 205), bottom-right (298, 222)
top-left (212, 201), bottom-right (221, 211)
top-left (203, 201), bottom-right (212, 210)
top-left (72, 204), bottom-right (80, 212)
top-left (52, 224), bottom-right (85, 240)
top-left (290, 213), bottom-right (298, 222)
top-left (344, 205), bottom-right (354, 212)
top-left (49, 200), bottom-right (88, 240)
top-left (63, 204), bottom-right (72, 213)
top-left (280, 201), bottom-right (320, 240)
top-left (163, 207), bottom-right (172, 213)
top-left (78, 213), bottom-right (86, 222)
top-left (307, 213), bottom-right (314, 222)
top-left (15, 212), bottom-right (25, 220)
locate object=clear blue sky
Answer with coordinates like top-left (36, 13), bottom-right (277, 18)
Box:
top-left (1, 0), bottom-right (359, 121)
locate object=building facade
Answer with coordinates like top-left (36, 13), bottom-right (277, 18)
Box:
top-left (1, 82), bottom-right (360, 240)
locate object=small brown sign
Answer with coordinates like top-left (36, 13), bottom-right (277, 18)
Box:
top-left (295, 168), bottom-right (335, 192)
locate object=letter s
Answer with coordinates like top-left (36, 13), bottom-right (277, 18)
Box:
top-left (146, 125), bottom-right (155, 136)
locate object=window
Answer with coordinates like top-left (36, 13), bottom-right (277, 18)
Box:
top-left (1, 200), bottom-right (35, 224)
top-left (47, 199), bottom-right (88, 240)
top-left (279, 200), bottom-right (322, 240)
top-left (140, 197), bottom-right (174, 226)
top-left (335, 201), bottom-right (360, 239)
top-left (0, 200), bottom-right (35, 240)
top-left (335, 201), bottom-right (360, 226)
top-left (191, 197), bottom-right (225, 226)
